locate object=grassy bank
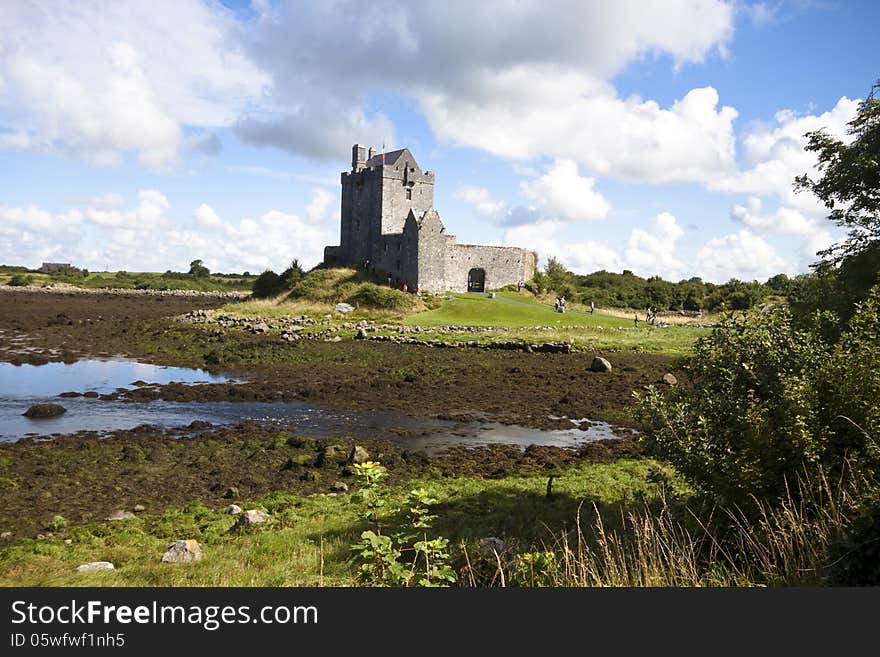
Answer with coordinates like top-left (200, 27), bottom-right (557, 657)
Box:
top-left (0, 457), bottom-right (674, 586)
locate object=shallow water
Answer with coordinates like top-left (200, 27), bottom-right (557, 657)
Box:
top-left (0, 359), bottom-right (632, 452)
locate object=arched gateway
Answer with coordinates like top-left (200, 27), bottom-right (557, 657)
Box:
top-left (467, 268), bottom-right (486, 293)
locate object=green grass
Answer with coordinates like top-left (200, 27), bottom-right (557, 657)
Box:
top-left (405, 292), bottom-right (634, 328)
top-left (0, 459), bottom-right (675, 586)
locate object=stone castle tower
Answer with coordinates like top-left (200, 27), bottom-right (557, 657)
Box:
top-left (324, 144), bottom-right (536, 293)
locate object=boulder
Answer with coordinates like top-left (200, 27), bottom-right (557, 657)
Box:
top-left (133, 504), bottom-right (146, 513)
top-left (225, 504), bottom-right (243, 515)
top-left (223, 486), bottom-right (240, 499)
top-left (330, 481), bottom-right (349, 493)
top-left (76, 561), bottom-right (115, 572)
top-left (356, 328), bottom-right (367, 340)
top-left (161, 539), bottom-right (203, 564)
top-left (335, 303), bottom-right (355, 314)
top-left (22, 403), bottom-right (66, 418)
top-left (349, 445), bottom-right (370, 465)
top-left (232, 509), bottom-right (271, 530)
top-left (590, 357), bottom-right (612, 373)
top-left (661, 373), bottom-right (678, 386)
top-left (105, 510), bottom-right (136, 521)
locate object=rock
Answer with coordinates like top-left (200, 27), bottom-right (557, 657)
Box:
top-left (1, 531), bottom-right (12, 539)
top-left (590, 357), bottom-right (612, 373)
top-left (299, 470), bottom-right (320, 482)
top-left (58, 391), bottom-right (81, 398)
top-left (223, 486), bottom-right (240, 499)
top-left (133, 504), bottom-right (146, 513)
top-left (22, 403), bottom-right (66, 418)
top-left (335, 302), bottom-right (355, 314)
top-left (82, 391), bottom-right (100, 398)
top-left (349, 445), bottom-right (370, 465)
top-left (356, 328), bottom-right (367, 339)
top-left (661, 373), bottom-right (678, 386)
top-left (225, 504), bottom-right (243, 515)
top-left (479, 537), bottom-right (506, 552)
top-left (76, 561), bottom-right (114, 572)
top-left (64, 539), bottom-right (72, 545)
top-left (105, 510), bottom-right (136, 521)
top-left (330, 481), bottom-right (349, 493)
top-left (161, 539), bottom-right (203, 564)
top-left (232, 509), bottom-right (272, 530)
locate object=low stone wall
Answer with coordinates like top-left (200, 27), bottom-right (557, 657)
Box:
top-left (0, 284), bottom-right (250, 299)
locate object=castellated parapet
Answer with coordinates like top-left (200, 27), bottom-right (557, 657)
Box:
top-left (324, 145), bottom-right (537, 293)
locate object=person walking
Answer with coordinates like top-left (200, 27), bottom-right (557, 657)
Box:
top-left (590, 300), bottom-right (595, 315)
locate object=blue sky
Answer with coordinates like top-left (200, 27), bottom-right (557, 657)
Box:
top-left (1, 0), bottom-right (877, 282)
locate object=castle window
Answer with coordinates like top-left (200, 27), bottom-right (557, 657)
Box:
top-left (405, 188), bottom-right (412, 200)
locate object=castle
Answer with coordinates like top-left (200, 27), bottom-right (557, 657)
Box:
top-left (324, 144), bottom-right (537, 293)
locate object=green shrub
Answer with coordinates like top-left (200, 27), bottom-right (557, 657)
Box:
top-left (636, 286), bottom-right (880, 513)
top-left (252, 270), bottom-right (281, 298)
top-left (7, 274), bottom-right (32, 286)
top-left (348, 283), bottom-right (410, 310)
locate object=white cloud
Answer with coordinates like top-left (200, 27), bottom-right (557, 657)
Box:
top-left (0, 188), bottom-right (337, 274)
top-left (0, 0), bottom-right (267, 167)
top-left (624, 212), bottom-right (685, 279)
top-left (194, 204), bottom-right (222, 227)
top-left (304, 188), bottom-right (335, 223)
top-left (695, 229), bottom-right (789, 282)
top-left (520, 159), bottom-right (611, 221)
top-left (504, 212), bottom-right (685, 279)
top-left (710, 97), bottom-right (859, 211)
top-left (454, 185), bottom-right (507, 218)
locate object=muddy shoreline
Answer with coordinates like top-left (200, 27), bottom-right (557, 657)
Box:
top-left (0, 291), bottom-right (682, 430)
top-left (0, 290), bottom-right (675, 537)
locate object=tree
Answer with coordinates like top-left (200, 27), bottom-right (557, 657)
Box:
top-left (189, 259), bottom-right (210, 278)
top-left (795, 80), bottom-right (880, 263)
top-left (251, 270), bottom-right (281, 298)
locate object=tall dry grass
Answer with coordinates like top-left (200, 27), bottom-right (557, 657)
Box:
top-left (474, 465), bottom-right (873, 587)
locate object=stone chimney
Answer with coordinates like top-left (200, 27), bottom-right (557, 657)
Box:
top-left (352, 144), bottom-right (366, 172)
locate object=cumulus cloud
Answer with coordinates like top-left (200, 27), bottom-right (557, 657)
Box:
top-left (0, 0), bottom-right (267, 167)
top-left (0, 188), bottom-right (336, 274)
top-left (504, 212), bottom-right (686, 279)
top-left (520, 159), bottom-right (611, 221)
top-left (730, 197), bottom-right (836, 268)
top-left (453, 185), bottom-right (508, 218)
top-left (695, 229), bottom-right (789, 282)
top-left (233, 1), bottom-right (734, 171)
top-left (710, 97), bottom-right (859, 211)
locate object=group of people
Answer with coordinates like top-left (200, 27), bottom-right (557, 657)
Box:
top-left (646, 305), bottom-right (658, 325)
top-left (555, 295), bottom-right (566, 313)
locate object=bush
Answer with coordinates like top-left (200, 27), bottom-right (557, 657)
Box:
top-left (7, 274), bottom-right (32, 286)
top-left (636, 286), bottom-right (880, 513)
top-left (348, 283), bottom-right (410, 310)
top-left (252, 270), bottom-right (282, 299)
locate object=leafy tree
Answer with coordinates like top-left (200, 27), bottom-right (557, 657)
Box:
top-left (795, 80), bottom-right (880, 264)
top-left (189, 259), bottom-right (210, 278)
top-left (251, 270), bottom-right (281, 298)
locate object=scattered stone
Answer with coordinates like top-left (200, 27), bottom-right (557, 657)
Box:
top-left (590, 357), bottom-right (613, 373)
top-left (330, 481), bottom-right (349, 493)
top-left (299, 470), bottom-right (320, 482)
top-left (22, 403), bottom-right (66, 418)
top-left (335, 302), bottom-right (355, 314)
top-left (349, 445), bottom-right (370, 465)
top-left (161, 539), bottom-right (203, 564)
top-left (133, 504), bottom-right (146, 513)
top-left (225, 504), bottom-right (243, 515)
top-left (82, 391), bottom-right (100, 398)
top-left (479, 537), bottom-right (506, 552)
top-left (58, 391), bottom-right (81, 398)
top-left (232, 509), bottom-right (271, 530)
top-left (76, 561), bottom-right (114, 572)
top-left (0, 531), bottom-right (12, 539)
top-left (105, 510), bottom-right (136, 521)
top-left (64, 539), bottom-right (73, 545)
top-left (661, 373), bottom-right (678, 386)
top-left (223, 486), bottom-right (240, 499)
top-left (356, 328), bottom-right (367, 339)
